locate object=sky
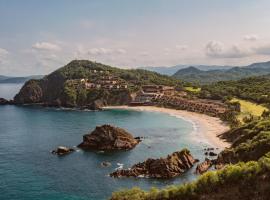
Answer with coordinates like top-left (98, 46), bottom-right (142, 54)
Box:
top-left (1, 0), bottom-right (270, 76)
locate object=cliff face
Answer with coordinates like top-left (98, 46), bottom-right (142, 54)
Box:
top-left (14, 61), bottom-right (133, 108)
top-left (14, 60), bottom-right (180, 108)
top-left (110, 149), bottom-right (197, 178)
top-left (14, 80), bottom-right (43, 104)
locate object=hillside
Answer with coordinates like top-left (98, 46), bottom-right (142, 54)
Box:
top-left (172, 61), bottom-right (270, 84)
top-left (110, 117), bottom-right (270, 200)
top-left (199, 75), bottom-right (270, 106)
top-left (140, 64), bottom-right (231, 76)
top-left (0, 75), bottom-right (43, 84)
top-left (14, 60), bottom-right (182, 108)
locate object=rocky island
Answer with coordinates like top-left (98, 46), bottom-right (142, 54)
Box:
top-left (110, 149), bottom-right (197, 178)
top-left (78, 124), bottom-right (140, 150)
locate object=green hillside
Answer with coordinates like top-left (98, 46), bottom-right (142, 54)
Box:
top-left (14, 60), bottom-right (182, 108)
top-left (172, 61), bottom-right (270, 84)
top-left (199, 75), bottom-right (270, 106)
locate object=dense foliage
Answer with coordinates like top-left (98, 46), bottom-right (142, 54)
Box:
top-left (218, 118), bottom-right (270, 163)
top-left (15, 60), bottom-right (184, 107)
top-left (199, 75), bottom-right (270, 106)
top-left (52, 60), bottom-right (183, 87)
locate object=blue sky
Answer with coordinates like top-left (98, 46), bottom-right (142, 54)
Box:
top-left (1, 0), bottom-right (270, 75)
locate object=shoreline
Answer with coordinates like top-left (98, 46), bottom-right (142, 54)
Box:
top-left (104, 106), bottom-right (231, 149)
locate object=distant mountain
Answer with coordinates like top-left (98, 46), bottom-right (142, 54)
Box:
top-left (140, 65), bottom-right (232, 76)
top-left (172, 61), bottom-right (270, 84)
top-left (0, 75), bottom-right (43, 84)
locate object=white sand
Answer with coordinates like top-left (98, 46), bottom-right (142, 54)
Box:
top-left (104, 106), bottom-right (231, 149)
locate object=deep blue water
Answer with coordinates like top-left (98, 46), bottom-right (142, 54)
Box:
top-left (0, 84), bottom-right (212, 200)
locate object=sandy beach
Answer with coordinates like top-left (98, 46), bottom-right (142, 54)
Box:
top-left (104, 106), bottom-right (231, 149)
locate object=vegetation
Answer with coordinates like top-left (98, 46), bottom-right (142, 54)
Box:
top-left (184, 86), bottom-right (201, 93)
top-left (218, 118), bottom-right (270, 163)
top-left (172, 62), bottom-right (270, 84)
top-left (199, 75), bottom-right (270, 106)
top-left (230, 98), bottom-right (268, 122)
top-left (15, 60), bottom-right (184, 107)
top-left (54, 60), bottom-right (183, 87)
top-left (111, 154), bottom-right (270, 200)
top-left (111, 117), bottom-right (270, 200)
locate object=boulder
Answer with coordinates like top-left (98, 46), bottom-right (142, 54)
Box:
top-left (51, 146), bottom-right (75, 156)
top-left (78, 124), bottom-right (140, 150)
top-left (195, 158), bottom-right (212, 174)
top-left (110, 149), bottom-right (197, 179)
top-left (101, 161), bottom-right (112, 167)
top-left (209, 151), bottom-right (218, 156)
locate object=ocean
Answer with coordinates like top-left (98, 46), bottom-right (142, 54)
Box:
top-left (0, 84), bottom-right (212, 200)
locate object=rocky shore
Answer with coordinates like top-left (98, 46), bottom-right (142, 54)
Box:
top-left (0, 98), bottom-right (14, 105)
top-left (78, 124), bottom-right (140, 150)
top-left (110, 149), bottom-right (198, 178)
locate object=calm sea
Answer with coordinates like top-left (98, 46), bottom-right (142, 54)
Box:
top-left (0, 84), bottom-right (212, 200)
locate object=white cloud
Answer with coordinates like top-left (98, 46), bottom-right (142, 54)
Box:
top-left (176, 44), bottom-right (188, 50)
top-left (244, 34), bottom-right (259, 41)
top-left (0, 48), bottom-right (9, 63)
top-left (116, 49), bottom-right (127, 54)
top-left (32, 42), bottom-right (61, 51)
top-left (205, 41), bottom-right (250, 58)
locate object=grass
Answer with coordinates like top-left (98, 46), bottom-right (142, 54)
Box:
top-left (184, 86), bottom-right (201, 93)
top-left (230, 98), bottom-right (268, 121)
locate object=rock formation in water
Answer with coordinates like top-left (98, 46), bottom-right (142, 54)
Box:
top-left (51, 146), bottom-right (75, 156)
top-left (110, 149), bottom-right (197, 178)
top-left (0, 98), bottom-right (10, 105)
top-left (195, 158), bottom-right (213, 174)
top-left (78, 124), bottom-right (140, 150)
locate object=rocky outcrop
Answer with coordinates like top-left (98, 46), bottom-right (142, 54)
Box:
top-left (51, 146), bottom-right (75, 156)
top-left (195, 158), bottom-right (213, 174)
top-left (110, 149), bottom-right (197, 178)
top-left (0, 98), bottom-right (10, 105)
top-left (14, 80), bottom-right (43, 104)
top-left (78, 124), bottom-right (140, 150)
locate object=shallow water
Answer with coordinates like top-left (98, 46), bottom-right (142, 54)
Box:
top-left (0, 84), bottom-right (213, 200)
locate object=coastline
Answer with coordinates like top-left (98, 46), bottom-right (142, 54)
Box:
top-left (104, 106), bottom-right (230, 149)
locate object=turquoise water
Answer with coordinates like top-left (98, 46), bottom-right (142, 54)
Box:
top-left (0, 84), bottom-right (211, 200)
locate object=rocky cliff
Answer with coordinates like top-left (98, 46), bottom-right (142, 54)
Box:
top-left (110, 149), bottom-right (197, 178)
top-left (78, 124), bottom-right (140, 150)
top-left (14, 60), bottom-right (181, 109)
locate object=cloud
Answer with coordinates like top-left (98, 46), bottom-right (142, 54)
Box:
top-left (32, 42), bottom-right (61, 51)
top-left (205, 41), bottom-right (250, 58)
top-left (0, 48), bottom-right (9, 63)
top-left (176, 44), bottom-right (188, 50)
top-left (244, 34), bottom-right (259, 41)
top-left (0, 48), bottom-right (8, 57)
